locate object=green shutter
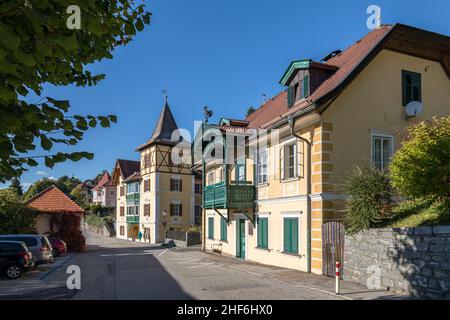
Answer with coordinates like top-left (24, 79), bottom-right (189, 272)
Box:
top-left (220, 217), bottom-right (227, 241)
top-left (402, 70), bottom-right (421, 106)
top-left (413, 72), bottom-right (422, 102)
top-left (402, 70), bottom-right (407, 106)
top-left (257, 217), bottom-right (262, 247)
top-left (283, 218), bottom-right (298, 254)
top-left (257, 218), bottom-right (268, 249)
top-left (287, 87), bottom-right (294, 108)
top-left (208, 217), bottom-right (214, 239)
top-left (283, 218), bottom-right (290, 252)
top-left (291, 218), bottom-right (298, 254)
top-left (303, 75), bottom-right (310, 98)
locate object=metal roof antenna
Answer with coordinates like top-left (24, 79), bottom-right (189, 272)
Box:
top-left (203, 105), bottom-right (213, 123)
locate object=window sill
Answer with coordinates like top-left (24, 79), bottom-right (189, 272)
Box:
top-left (281, 177), bottom-right (300, 183)
top-left (281, 251), bottom-right (300, 257)
top-left (257, 183), bottom-right (269, 188)
top-left (219, 240), bottom-right (228, 243)
top-left (255, 247), bottom-right (270, 252)
top-left (207, 237), bottom-right (214, 240)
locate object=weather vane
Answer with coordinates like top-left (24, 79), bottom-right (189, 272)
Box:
top-left (203, 106), bottom-right (213, 123)
top-left (162, 89), bottom-right (168, 103)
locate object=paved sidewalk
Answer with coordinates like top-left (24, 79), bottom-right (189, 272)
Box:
top-left (169, 246), bottom-right (406, 300)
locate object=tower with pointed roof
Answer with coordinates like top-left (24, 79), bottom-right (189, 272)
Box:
top-left (115, 99), bottom-right (202, 244)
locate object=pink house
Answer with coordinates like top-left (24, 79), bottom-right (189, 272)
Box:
top-left (92, 171), bottom-right (116, 213)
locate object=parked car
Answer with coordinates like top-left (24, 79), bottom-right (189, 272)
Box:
top-left (0, 241), bottom-right (35, 279)
top-left (0, 235), bottom-right (54, 266)
top-left (48, 237), bottom-right (67, 257)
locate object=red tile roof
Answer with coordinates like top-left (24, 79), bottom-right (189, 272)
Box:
top-left (92, 171), bottom-right (113, 190)
top-left (26, 186), bottom-right (84, 214)
top-left (246, 25), bottom-right (393, 129)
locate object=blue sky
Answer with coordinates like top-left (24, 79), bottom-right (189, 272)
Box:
top-left (4, 0), bottom-right (449, 190)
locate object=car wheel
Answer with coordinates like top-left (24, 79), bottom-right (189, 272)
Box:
top-left (5, 265), bottom-right (23, 279)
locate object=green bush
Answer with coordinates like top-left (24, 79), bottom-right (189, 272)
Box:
top-left (85, 214), bottom-right (106, 229)
top-left (0, 189), bottom-right (35, 234)
top-left (390, 117), bottom-right (450, 203)
top-left (343, 166), bottom-right (392, 234)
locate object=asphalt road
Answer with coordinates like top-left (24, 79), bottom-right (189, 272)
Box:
top-left (0, 232), bottom-right (399, 300)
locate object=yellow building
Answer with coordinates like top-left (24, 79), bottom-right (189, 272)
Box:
top-left (114, 100), bottom-right (202, 244)
top-left (195, 24), bottom-right (450, 275)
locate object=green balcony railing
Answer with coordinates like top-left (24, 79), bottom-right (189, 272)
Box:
top-left (126, 215), bottom-right (140, 224)
top-left (203, 182), bottom-right (255, 209)
top-left (126, 193), bottom-right (140, 204)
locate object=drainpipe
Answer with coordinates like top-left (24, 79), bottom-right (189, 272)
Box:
top-left (288, 116), bottom-right (312, 274)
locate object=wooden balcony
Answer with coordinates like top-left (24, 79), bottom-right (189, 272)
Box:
top-left (126, 193), bottom-right (140, 204)
top-left (126, 215), bottom-right (140, 224)
top-left (203, 182), bottom-right (255, 209)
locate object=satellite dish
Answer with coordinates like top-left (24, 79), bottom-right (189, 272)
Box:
top-left (405, 101), bottom-right (423, 118)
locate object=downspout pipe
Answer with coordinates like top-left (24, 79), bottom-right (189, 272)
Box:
top-left (288, 116), bottom-right (312, 274)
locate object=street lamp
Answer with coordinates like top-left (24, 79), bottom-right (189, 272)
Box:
top-left (162, 209), bottom-right (168, 245)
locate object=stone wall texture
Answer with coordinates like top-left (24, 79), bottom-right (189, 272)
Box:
top-left (344, 226), bottom-right (450, 299)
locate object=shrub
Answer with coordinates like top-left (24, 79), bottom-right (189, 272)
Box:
top-left (343, 166), bottom-right (392, 234)
top-left (50, 214), bottom-right (85, 252)
top-left (0, 189), bottom-right (34, 234)
top-left (85, 214), bottom-right (106, 229)
top-left (390, 117), bottom-right (450, 203)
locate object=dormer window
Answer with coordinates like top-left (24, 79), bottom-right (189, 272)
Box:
top-left (280, 59), bottom-right (337, 108)
top-left (287, 75), bottom-right (310, 108)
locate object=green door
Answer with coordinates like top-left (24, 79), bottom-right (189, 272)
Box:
top-left (236, 219), bottom-right (246, 259)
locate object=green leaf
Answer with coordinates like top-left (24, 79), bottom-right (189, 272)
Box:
top-left (40, 135), bottom-right (53, 151)
top-left (47, 98), bottom-right (70, 112)
top-left (108, 115), bottom-right (117, 123)
top-left (27, 158), bottom-right (38, 167)
top-left (44, 156), bottom-right (54, 168)
top-left (135, 18), bottom-right (144, 31)
top-left (88, 117), bottom-right (97, 128)
top-left (98, 116), bottom-right (110, 128)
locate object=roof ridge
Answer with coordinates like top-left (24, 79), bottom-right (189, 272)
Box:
top-left (25, 185), bottom-right (56, 204)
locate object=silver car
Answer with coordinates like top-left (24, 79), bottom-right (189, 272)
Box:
top-left (0, 235), bottom-right (54, 266)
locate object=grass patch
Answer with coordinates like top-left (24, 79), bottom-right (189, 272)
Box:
top-left (386, 199), bottom-right (450, 228)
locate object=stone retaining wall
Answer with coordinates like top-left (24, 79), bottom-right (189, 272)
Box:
top-left (344, 226), bottom-right (450, 299)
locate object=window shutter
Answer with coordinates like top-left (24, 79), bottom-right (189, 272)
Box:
top-left (179, 180), bottom-right (182, 192)
top-left (413, 73), bottom-right (422, 102)
top-left (402, 70), bottom-right (407, 106)
top-left (263, 219), bottom-right (268, 248)
top-left (179, 204), bottom-right (182, 216)
top-left (303, 75), bottom-right (310, 98)
top-left (279, 146), bottom-right (285, 180)
top-left (257, 218), bottom-right (261, 247)
top-left (287, 87), bottom-right (294, 108)
top-left (293, 143), bottom-right (298, 178)
top-left (170, 179), bottom-right (174, 191)
top-left (292, 218), bottom-right (298, 254)
top-left (283, 218), bottom-right (290, 252)
top-left (170, 204), bottom-right (174, 216)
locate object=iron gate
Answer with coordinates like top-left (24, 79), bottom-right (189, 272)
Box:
top-left (322, 221), bottom-right (345, 277)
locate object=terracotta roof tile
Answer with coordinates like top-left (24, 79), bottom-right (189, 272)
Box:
top-left (116, 159), bottom-right (141, 179)
top-left (246, 26), bottom-right (393, 129)
top-left (93, 171), bottom-right (112, 191)
top-left (26, 186), bottom-right (84, 214)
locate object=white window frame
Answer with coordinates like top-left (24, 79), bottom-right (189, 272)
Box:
top-left (284, 142), bottom-right (297, 180)
top-left (170, 199), bottom-right (182, 217)
top-left (370, 132), bottom-right (394, 171)
top-left (257, 149), bottom-right (269, 185)
top-left (172, 178), bottom-right (182, 192)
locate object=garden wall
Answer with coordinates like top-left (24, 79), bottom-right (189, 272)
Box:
top-left (344, 226), bottom-right (450, 299)
top-left (166, 230), bottom-right (201, 247)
